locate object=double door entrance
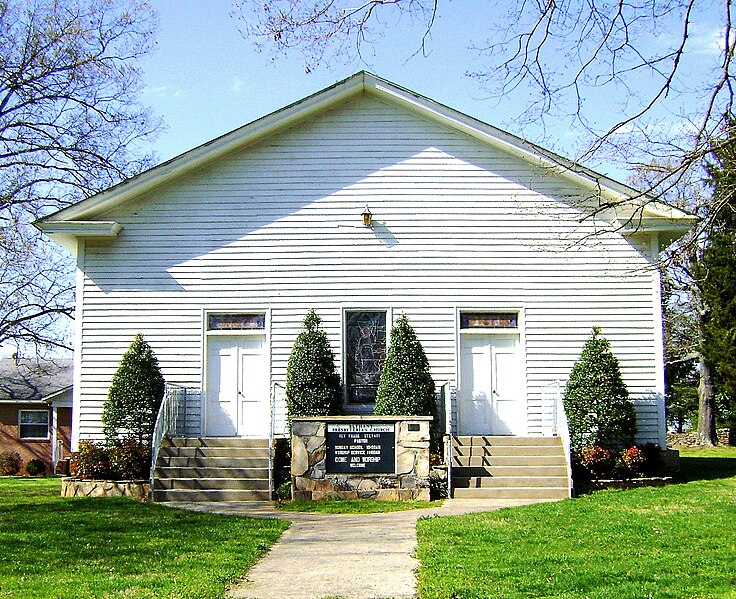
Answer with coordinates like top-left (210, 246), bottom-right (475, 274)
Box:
top-left (205, 336), bottom-right (269, 437)
top-left (458, 333), bottom-right (525, 436)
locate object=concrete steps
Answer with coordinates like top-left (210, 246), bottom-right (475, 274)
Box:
top-left (152, 437), bottom-right (272, 502)
top-left (451, 436), bottom-right (570, 501)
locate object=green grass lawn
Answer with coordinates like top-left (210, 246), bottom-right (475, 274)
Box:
top-left (277, 497), bottom-right (442, 513)
top-left (0, 477), bottom-right (288, 598)
top-left (416, 446), bottom-right (736, 598)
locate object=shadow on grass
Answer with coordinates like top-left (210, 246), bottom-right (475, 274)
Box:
top-left (674, 456), bottom-right (736, 483)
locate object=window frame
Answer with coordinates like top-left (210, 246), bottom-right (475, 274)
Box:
top-left (203, 311), bottom-right (268, 336)
top-left (18, 409), bottom-right (50, 440)
top-left (459, 311), bottom-right (520, 332)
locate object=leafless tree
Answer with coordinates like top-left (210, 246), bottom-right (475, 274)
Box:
top-left (234, 0), bottom-right (733, 232)
top-left (0, 0), bottom-right (161, 354)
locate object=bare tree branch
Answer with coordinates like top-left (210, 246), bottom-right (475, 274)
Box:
top-left (234, 0), bottom-right (734, 238)
top-left (0, 0), bottom-right (161, 354)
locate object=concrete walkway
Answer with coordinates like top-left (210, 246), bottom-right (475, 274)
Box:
top-left (176, 498), bottom-right (549, 599)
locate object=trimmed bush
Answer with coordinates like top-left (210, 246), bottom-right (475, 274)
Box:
top-left (619, 445), bottom-right (647, 477)
top-left (563, 327), bottom-right (637, 452)
top-left (374, 314), bottom-right (436, 416)
top-left (286, 309), bottom-right (342, 417)
top-left (578, 445), bottom-right (616, 479)
top-left (574, 444), bottom-right (663, 481)
top-left (276, 480), bottom-right (292, 501)
top-left (102, 333), bottom-right (165, 446)
top-left (72, 440), bottom-right (112, 479)
top-left (109, 441), bottom-right (151, 480)
top-left (0, 451), bottom-right (22, 476)
top-left (25, 458), bottom-right (47, 477)
top-left (71, 440), bottom-right (150, 480)
top-left (429, 471), bottom-right (448, 500)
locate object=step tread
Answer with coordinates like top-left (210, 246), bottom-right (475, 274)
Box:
top-left (167, 437), bottom-right (270, 448)
top-left (453, 445), bottom-right (563, 456)
top-left (453, 476), bottom-right (569, 488)
top-left (159, 447), bottom-right (270, 458)
top-left (154, 477), bottom-right (270, 491)
top-left (154, 467), bottom-right (270, 477)
top-left (452, 436), bottom-right (563, 447)
top-left (453, 487), bottom-right (568, 499)
top-left (153, 489), bottom-right (272, 502)
top-left (156, 456), bottom-right (268, 468)
top-left (452, 456), bottom-right (567, 466)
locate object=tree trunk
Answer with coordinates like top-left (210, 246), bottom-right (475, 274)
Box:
top-left (697, 354), bottom-right (718, 445)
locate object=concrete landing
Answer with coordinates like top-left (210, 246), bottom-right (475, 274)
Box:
top-left (175, 498), bottom-right (558, 599)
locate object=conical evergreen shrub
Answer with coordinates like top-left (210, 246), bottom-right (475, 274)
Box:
top-left (102, 333), bottom-right (165, 447)
top-left (286, 309), bottom-right (342, 417)
top-left (374, 314), bottom-right (436, 416)
top-left (563, 327), bottom-right (637, 452)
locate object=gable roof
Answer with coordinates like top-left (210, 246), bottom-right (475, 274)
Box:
top-left (0, 357), bottom-right (73, 403)
top-left (36, 71), bottom-right (695, 251)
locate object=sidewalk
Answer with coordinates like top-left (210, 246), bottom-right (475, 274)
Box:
top-left (177, 498), bottom-right (547, 599)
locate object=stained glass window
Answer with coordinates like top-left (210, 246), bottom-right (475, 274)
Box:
top-left (460, 312), bottom-right (518, 329)
top-left (345, 311), bottom-right (387, 404)
top-left (207, 313), bottom-right (265, 331)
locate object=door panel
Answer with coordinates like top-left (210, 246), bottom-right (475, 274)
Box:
top-left (206, 343), bottom-right (238, 436)
top-left (459, 340), bottom-right (493, 435)
top-left (238, 343), bottom-right (269, 437)
top-left (459, 334), bottom-right (525, 435)
top-left (206, 336), bottom-right (268, 437)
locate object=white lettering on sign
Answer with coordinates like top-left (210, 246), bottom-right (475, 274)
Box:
top-left (327, 423), bottom-right (395, 433)
top-left (326, 422), bottom-right (396, 474)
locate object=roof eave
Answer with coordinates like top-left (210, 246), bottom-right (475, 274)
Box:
top-left (35, 71), bottom-right (696, 233)
top-left (36, 73), bottom-right (368, 224)
top-left (34, 220), bottom-right (122, 254)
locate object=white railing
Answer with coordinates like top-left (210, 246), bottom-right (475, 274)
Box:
top-left (270, 382), bottom-right (285, 499)
top-left (541, 381), bottom-right (573, 498)
top-left (53, 436), bottom-right (63, 474)
top-left (440, 381), bottom-right (453, 499)
top-left (150, 385), bottom-right (201, 490)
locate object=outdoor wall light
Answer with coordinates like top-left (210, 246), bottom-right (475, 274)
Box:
top-left (362, 205), bottom-right (373, 227)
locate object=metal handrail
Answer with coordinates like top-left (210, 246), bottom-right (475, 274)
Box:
top-left (544, 380), bottom-right (573, 498)
top-left (150, 385), bottom-right (174, 491)
top-left (555, 391), bottom-right (574, 498)
top-left (150, 384), bottom-right (193, 492)
top-left (270, 382), bottom-right (285, 499)
top-left (441, 381), bottom-right (453, 499)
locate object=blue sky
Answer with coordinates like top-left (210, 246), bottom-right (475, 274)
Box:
top-left (140, 1), bottom-right (724, 180)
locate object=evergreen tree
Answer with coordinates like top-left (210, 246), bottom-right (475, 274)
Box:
top-left (563, 327), bottom-right (637, 452)
top-left (286, 309), bottom-right (342, 417)
top-left (696, 124), bottom-right (736, 425)
top-left (374, 314), bottom-right (436, 416)
top-left (102, 334), bottom-right (165, 447)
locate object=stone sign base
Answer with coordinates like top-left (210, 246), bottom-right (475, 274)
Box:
top-left (61, 477), bottom-right (150, 501)
top-left (291, 416), bottom-right (432, 501)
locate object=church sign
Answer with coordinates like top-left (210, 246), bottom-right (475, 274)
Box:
top-left (326, 422), bottom-right (395, 474)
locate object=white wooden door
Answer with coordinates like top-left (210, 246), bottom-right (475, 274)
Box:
top-left (459, 334), bottom-right (526, 435)
top-left (206, 336), bottom-right (269, 437)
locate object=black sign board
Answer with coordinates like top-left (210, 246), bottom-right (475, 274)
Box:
top-left (326, 423), bottom-right (395, 474)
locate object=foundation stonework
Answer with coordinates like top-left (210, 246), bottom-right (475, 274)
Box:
top-left (291, 416), bottom-right (432, 501)
top-left (61, 477), bottom-right (150, 501)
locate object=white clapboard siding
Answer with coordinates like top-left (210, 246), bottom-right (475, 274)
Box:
top-left (74, 94), bottom-right (664, 445)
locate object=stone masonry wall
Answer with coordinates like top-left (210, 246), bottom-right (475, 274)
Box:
top-left (291, 416), bottom-right (431, 501)
top-left (61, 477), bottom-right (150, 501)
top-left (667, 428), bottom-right (732, 447)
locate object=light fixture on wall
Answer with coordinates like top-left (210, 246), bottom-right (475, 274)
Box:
top-left (362, 205), bottom-right (373, 227)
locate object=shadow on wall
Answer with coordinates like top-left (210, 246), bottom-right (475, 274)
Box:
top-left (0, 425), bottom-right (51, 468)
top-left (83, 97), bottom-right (599, 294)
